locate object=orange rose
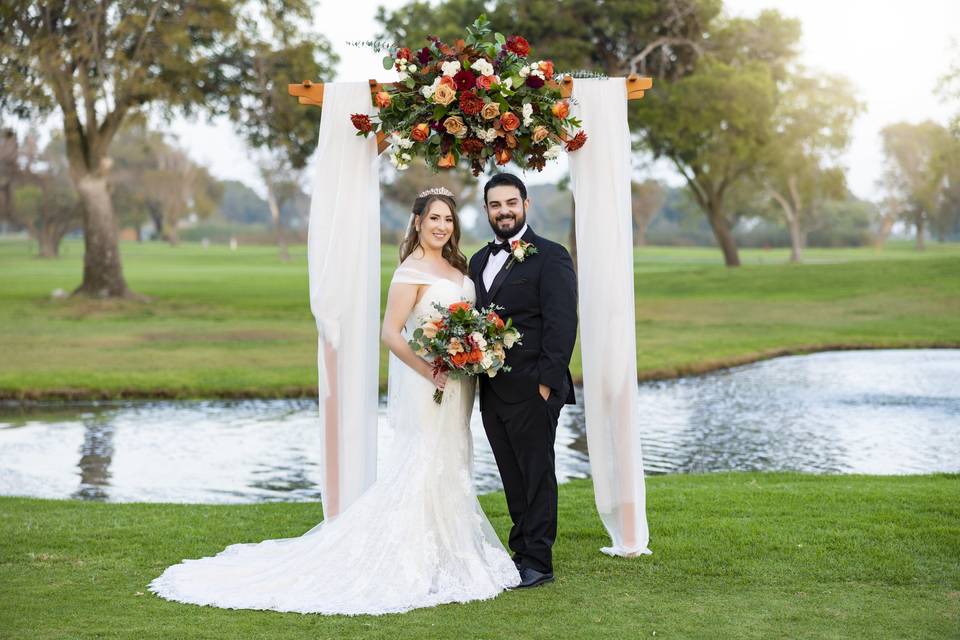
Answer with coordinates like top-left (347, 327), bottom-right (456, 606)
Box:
top-left (495, 147), bottom-right (512, 165)
top-left (451, 351), bottom-right (469, 367)
top-left (449, 301), bottom-right (471, 313)
top-left (374, 91), bottom-right (391, 108)
top-left (437, 151), bottom-right (456, 169)
top-left (500, 112), bottom-right (520, 131)
top-left (540, 60), bottom-right (555, 79)
top-left (505, 132), bottom-right (518, 149)
top-left (532, 125), bottom-right (549, 143)
top-left (439, 76), bottom-right (456, 89)
top-left (433, 84), bottom-right (457, 106)
top-left (468, 349), bottom-right (483, 364)
top-left (411, 123), bottom-right (430, 142)
top-left (487, 311), bottom-right (505, 329)
top-left (480, 102), bottom-right (501, 120)
top-left (551, 101), bottom-right (570, 119)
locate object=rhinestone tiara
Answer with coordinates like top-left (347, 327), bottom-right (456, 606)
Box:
top-left (416, 186), bottom-right (454, 199)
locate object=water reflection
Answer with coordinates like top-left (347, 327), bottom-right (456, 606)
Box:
top-left (0, 349), bottom-right (957, 504)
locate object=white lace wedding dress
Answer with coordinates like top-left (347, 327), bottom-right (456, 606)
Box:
top-left (148, 266), bottom-right (520, 615)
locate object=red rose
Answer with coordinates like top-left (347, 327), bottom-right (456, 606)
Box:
top-left (525, 75), bottom-right (545, 89)
top-left (411, 123), bottom-right (430, 142)
top-left (453, 69), bottom-right (477, 91)
top-left (565, 130), bottom-right (588, 152)
top-left (458, 91), bottom-right (484, 116)
top-left (499, 111), bottom-right (520, 132)
top-left (350, 113), bottom-right (373, 133)
top-left (506, 35), bottom-right (530, 57)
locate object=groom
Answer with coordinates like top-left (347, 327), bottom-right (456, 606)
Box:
top-left (470, 173), bottom-right (578, 589)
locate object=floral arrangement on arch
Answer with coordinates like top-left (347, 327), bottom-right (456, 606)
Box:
top-left (350, 15), bottom-right (587, 175)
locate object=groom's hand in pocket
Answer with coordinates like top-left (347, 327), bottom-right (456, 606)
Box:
top-left (538, 383), bottom-right (550, 401)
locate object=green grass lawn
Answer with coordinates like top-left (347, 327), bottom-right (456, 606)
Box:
top-left (0, 473), bottom-right (956, 639)
top-left (1, 238), bottom-right (959, 399)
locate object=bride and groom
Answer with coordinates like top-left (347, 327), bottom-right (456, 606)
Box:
top-left (148, 172), bottom-right (579, 615)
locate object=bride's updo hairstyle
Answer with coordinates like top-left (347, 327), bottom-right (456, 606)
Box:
top-left (399, 189), bottom-right (469, 275)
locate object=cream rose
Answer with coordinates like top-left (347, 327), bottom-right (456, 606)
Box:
top-left (532, 125), bottom-right (549, 144)
top-left (433, 84), bottom-right (456, 106)
top-left (480, 101), bottom-right (501, 120)
top-left (443, 115), bottom-right (467, 138)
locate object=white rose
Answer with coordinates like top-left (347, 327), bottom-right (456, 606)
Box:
top-left (544, 144), bottom-right (563, 160)
top-left (480, 354), bottom-right (494, 370)
top-left (398, 71), bottom-right (409, 81)
top-left (471, 332), bottom-right (487, 349)
top-left (522, 103), bottom-right (533, 127)
top-left (503, 331), bottom-right (518, 348)
top-left (512, 246), bottom-right (524, 260)
top-left (504, 77), bottom-right (513, 89)
top-left (519, 66), bottom-right (530, 78)
top-left (420, 85), bottom-right (435, 98)
top-left (441, 60), bottom-right (461, 77)
top-left (407, 64), bottom-right (417, 73)
top-left (472, 59), bottom-right (494, 76)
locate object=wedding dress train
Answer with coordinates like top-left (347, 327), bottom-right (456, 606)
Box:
top-left (148, 267), bottom-right (520, 615)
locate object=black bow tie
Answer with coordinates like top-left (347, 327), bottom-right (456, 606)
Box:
top-left (488, 240), bottom-right (509, 255)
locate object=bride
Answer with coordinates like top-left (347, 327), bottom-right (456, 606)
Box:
top-left (148, 187), bottom-right (520, 615)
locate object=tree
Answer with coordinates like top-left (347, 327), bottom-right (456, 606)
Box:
top-left (0, 0), bottom-right (317, 297)
top-left (0, 128), bottom-right (82, 257)
top-left (879, 121), bottom-right (953, 250)
top-left (761, 71), bottom-right (861, 262)
top-left (631, 180), bottom-right (665, 246)
top-left (637, 11), bottom-right (801, 266)
top-left (109, 122), bottom-right (222, 245)
top-left (229, 14), bottom-right (337, 261)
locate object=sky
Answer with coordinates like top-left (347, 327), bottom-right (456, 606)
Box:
top-left (153, 1), bottom-right (960, 201)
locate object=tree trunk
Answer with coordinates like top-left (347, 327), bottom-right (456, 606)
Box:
top-left (265, 179), bottom-right (289, 261)
top-left (72, 172), bottom-right (132, 298)
top-left (770, 188), bottom-right (802, 263)
top-left (705, 201), bottom-right (741, 267)
top-left (37, 227), bottom-right (62, 258)
top-left (915, 212), bottom-right (925, 251)
top-left (874, 212), bottom-right (897, 249)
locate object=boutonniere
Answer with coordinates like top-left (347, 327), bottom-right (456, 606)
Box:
top-left (508, 239), bottom-right (538, 265)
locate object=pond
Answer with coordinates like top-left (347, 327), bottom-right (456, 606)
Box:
top-left (1, 349), bottom-right (957, 503)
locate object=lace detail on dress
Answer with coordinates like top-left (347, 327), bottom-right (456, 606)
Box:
top-left (148, 270), bottom-right (518, 615)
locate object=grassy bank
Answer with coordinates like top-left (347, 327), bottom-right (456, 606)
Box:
top-left (0, 472), bottom-right (956, 639)
top-left (1, 239), bottom-right (958, 399)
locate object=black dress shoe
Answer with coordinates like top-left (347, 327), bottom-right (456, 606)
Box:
top-left (512, 557), bottom-right (522, 570)
top-left (516, 566), bottom-right (554, 589)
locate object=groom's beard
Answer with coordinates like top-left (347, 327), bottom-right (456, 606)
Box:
top-left (488, 207), bottom-right (526, 240)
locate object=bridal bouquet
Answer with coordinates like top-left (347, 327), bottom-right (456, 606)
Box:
top-left (351, 14), bottom-right (586, 175)
top-left (409, 300), bottom-right (521, 403)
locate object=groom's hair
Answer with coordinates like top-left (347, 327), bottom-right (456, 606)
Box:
top-left (484, 173), bottom-right (527, 205)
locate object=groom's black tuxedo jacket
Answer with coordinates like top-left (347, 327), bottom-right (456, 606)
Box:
top-left (469, 226), bottom-right (578, 406)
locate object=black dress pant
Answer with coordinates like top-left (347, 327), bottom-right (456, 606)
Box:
top-left (481, 382), bottom-right (565, 574)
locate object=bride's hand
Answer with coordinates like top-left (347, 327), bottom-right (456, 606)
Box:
top-left (432, 368), bottom-right (448, 390)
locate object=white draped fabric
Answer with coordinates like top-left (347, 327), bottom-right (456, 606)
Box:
top-left (569, 78), bottom-right (653, 557)
top-left (307, 82), bottom-right (381, 519)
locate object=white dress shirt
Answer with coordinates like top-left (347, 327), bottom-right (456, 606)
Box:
top-left (482, 223), bottom-right (528, 291)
